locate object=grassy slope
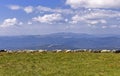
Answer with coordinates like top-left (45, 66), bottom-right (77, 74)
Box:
top-left (0, 52), bottom-right (120, 76)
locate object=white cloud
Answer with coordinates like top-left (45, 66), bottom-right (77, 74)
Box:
top-left (6, 4), bottom-right (120, 29)
top-left (71, 14), bottom-right (107, 24)
top-left (36, 6), bottom-right (74, 14)
top-left (28, 21), bottom-right (32, 25)
top-left (87, 19), bottom-right (107, 25)
top-left (24, 6), bottom-right (33, 13)
top-left (32, 14), bottom-right (63, 24)
top-left (81, 9), bottom-right (120, 19)
top-left (87, 20), bottom-right (99, 25)
top-left (8, 5), bottom-right (74, 14)
top-left (70, 9), bottom-right (120, 24)
top-left (66, 0), bottom-right (120, 8)
top-left (8, 5), bottom-right (33, 13)
top-left (70, 15), bottom-right (83, 24)
top-left (100, 19), bottom-right (107, 24)
top-left (8, 5), bottom-right (21, 10)
top-left (36, 6), bottom-right (52, 12)
top-left (0, 18), bottom-right (18, 27)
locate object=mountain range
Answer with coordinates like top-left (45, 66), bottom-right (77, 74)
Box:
top-left (0, 32), bottom-right (120, 50)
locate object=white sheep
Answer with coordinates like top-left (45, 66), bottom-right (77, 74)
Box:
top-left (38, 50), bottom-right (45, 53)
top-left (26, 50), bottom-right (35, 53)
top-left (65, 50), bottom-right (72, 53)
top-left (101, 50), bottom-right (111, 53)
top-left (7, 50), bottom-right (13, 53)
top-left (56, 50), bottom-right (62, 53)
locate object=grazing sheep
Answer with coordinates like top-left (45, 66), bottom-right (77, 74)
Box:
top-left (18, 50), bottom-right (23, 53)
top-left (56, 50), bottom-right (62, 53)
top-left (101, 50), bottom-right (111, 53)
top-left (0, 49), bottom-right (7, 52)
top-left (38, 50), bottom-right (45, 53)
top-left (110, 50), bottom-right (116, 53)
top-left (65, 50), bottom-right (72, 53)
top-left (26, 50), bottom-right (35, 53)
top-left (91, 50), bottom-right (101, 53)
top-left (7, 50), bottom-right (13, 53)
top-left (113, 50), bottom-right (120, 53)
top-left (82, 49), bottom-right (87, 52)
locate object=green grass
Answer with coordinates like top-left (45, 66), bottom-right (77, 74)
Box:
top-left (0, 52), bottom-right (120, 76)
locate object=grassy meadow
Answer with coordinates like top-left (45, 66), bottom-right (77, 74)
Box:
top-left (0, 52), bottom-right (120, 76)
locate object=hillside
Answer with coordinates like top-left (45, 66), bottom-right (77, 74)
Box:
top-left (0, 33), bottom-right (120, 50)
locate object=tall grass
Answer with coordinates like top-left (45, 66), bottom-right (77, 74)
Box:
top-left (0, 52), bottom-right (120, 76)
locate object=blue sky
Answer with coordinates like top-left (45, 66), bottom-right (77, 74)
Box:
top-left (0, 0), bottom-right (120, 36)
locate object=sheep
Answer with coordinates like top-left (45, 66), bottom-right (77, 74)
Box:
top-left (17, 50), bottom-right (24, 53)
top-left (7, 50), bottom-right (13, 53)
top-left (65, 50), bottom-right (72, 53)
top-left (51, 50), bottom-right (62, 53)
top-left (112, 50), bottom-right (120, 53)
top-left (81, 49), bottom-right (87, 52)
top-left (38, 50), bottom-right (45, 53)
top-left (73, 50), bottom-right (79, 52)
top-left (56, 50), bottom-right (62, 53)
top-left (101, 50), bottom-right (111, 53)
top-left (73, 49), bottom-right (84, 52)
top-left (0, 49), bottom-right (7, 52)
top-left (91, 50), bottom-right (101, 53)
top-left (26, 50), bottom-right (35, 53)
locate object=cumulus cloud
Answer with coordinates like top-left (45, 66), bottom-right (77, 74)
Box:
top-left (70, 9), bottom-right (120, 24)
top-left (7, 4), bottom-right (120, 29)
top-left (24, 6), bottom-right (33, 13)
top-left (71, 14), bottom-right (107, 24)
top-left (32, 14), bottom-right (63, 24)
top-left (87, 19), bottom-right (107, 25)
top-left (0, 18), bottom-right (21, 27)
top-left (36, 6), bottom-right (74, 14)
top-left (8, 5), bottom-right (21, 10)
top-left (66, 0), bottom-right (120, 8)
top-left (85, 9), bottom-right (120, 18)
top-left (8, 5), bottom-right (34, 13)
top-left (8, 5), bottom-right (74, 14)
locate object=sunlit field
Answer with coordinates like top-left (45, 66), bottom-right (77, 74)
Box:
top-left (0, 52), bottom-right (120, 76)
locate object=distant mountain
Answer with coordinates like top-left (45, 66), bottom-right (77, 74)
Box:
top-left (0, 33), bottom-right (120, 50)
